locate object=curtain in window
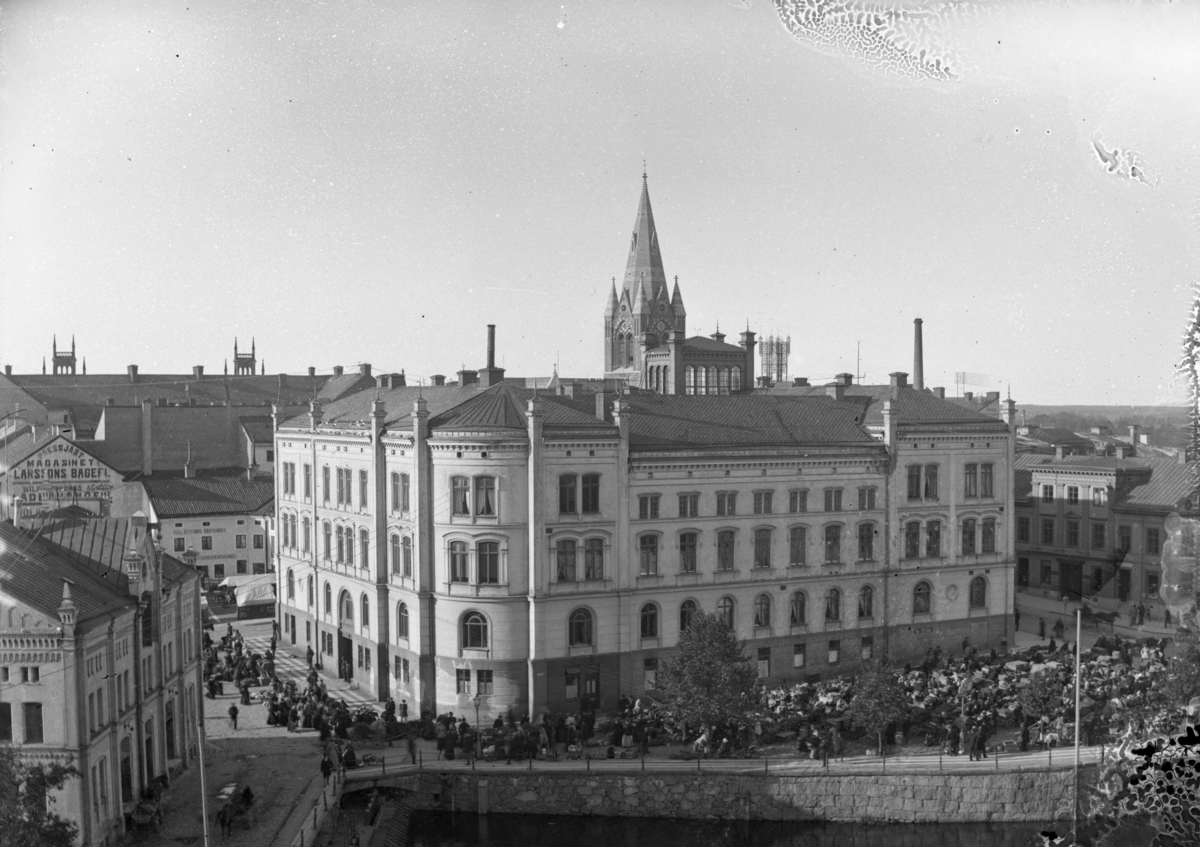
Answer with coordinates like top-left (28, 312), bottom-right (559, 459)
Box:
top-left (557, 539), bottom-right (577, 582)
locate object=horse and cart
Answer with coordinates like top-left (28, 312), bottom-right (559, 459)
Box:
top-left (215, 784), bottom-right (257, 838)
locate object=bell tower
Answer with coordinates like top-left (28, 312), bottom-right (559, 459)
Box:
top-left (52, 335), bottom-right (77, 375)
top-left (233, 337), bottom-right (257, 376)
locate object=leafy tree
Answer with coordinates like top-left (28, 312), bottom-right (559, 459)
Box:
top-left (0, 746), bottom-right (80, 847)
top-left (656, 610), bottom-right (761, 737)
top-left (843, 659), bottom-right (910, 754)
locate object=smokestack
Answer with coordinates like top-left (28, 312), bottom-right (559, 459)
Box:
top-left (913, 318), bottom-right (925, 391)
top-left (487, 324), bottom-right (496, 369)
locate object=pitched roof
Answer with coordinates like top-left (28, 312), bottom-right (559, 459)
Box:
top-left (143, 476), bottom-right (275, 518)
top-left (621, 394), bottom-right (878, 450)
top-left (1120, 458), bottom-right (1197, 510)
top-left (0, 521), bottom-right (137, 627)
top-left (29, 516), bottom-right (145, 578)
top-left (680, 336), bottom-right (747, 354)
top-left (3, 373), bottom-right (331, 410)
top-left (1023, 426), bottom-right (1094, 448)
top-left (760, 385), bottom-right (1006, 429)
top-left (239, 415), bottom-right (275, 444)
top-left (1012, 453), bottom-right (1198, 511)
top-left (280, 385), bottom-right (481, 430)
top-left (429, 383), bottom-right (613, 432)
top-left (622, 176), bottom-right (668, 303)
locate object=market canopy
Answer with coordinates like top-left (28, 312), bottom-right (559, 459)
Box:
top-left (236, 583), bottom-right (276, 606)
top-left (219, 573), bottom-right (276, 590)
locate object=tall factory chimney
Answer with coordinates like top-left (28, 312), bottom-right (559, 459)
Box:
top-left (913, 318), bottom-right (925, 391)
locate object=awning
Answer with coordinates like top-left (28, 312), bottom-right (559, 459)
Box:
top-left (219, 573), bottom-right (276, 590)
top-left (236, 584), bottom-right (277, 606)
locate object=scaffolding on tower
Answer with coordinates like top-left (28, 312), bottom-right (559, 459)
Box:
top-left (759, 335), bottom-right (791, 386)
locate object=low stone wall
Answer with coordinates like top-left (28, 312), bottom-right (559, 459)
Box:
top-left (405, 768), bottom-right (1082, 823)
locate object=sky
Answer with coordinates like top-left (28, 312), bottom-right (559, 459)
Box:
top-left (2, 0), bottom-right (1199, 405)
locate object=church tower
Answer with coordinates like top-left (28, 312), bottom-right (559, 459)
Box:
top-left (233, 338), bottom-right (257, 376)
top-left (604, 173), bottom-right (685, 384)
top-left (52, 335), bottom-right (77, 375)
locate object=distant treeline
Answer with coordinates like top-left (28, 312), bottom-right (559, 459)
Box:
top-left (1020, 405), bottom-right (1190, 448)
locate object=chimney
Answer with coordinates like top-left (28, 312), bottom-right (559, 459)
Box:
top-left (141, 398), bottom-right (154, 476)
top-left (792, 377), bottom-right (809, 387)
top-left (1055, 445), bottom-right (1065, 461)
top-left (432, 374), bottom-right (446, 387)
top-left (128, 364), bottom-right (140, 383)
top-left (1116, 444), bottom-right (1131, 459)
top-left (332, 365), bottom-right (344, 377)
top-left (359, 363), bottom-right (372, 377)
top-left (1000, 398), bottom-right (1017, 424)
top-left (826, 382), bottom-right (846, 401)
top-left (964, 391), bottom-right (974, 401)
top-left (192, 365), bottom-right (204, 381)
top-left (913, 318), bottom-right (925, 391)
top-left (308, 366), bottom-right (316, 377)
top-left (487, 324), bottom-right (496, 369)
top-left (837, 373), bottom-right (853, 387)
top-left (1179, 449), bottom-right (1187, 465)
top-left (309, 400), bottom-right (323, 430)
top-left (757, 376), bottom-right (772, 387)
top-left (986, 391), bottom-right (1000, 403)
top-left (106, 398), bottom-right (115, 406)
top-left (1128, 424), bottom-right (1140, 446)
top-left (478, 324), bottom-right (506, 387)
top-left (278, 373), bottom-right (287, 392)
top-left (458, 369), bottom-right (479, 386)
top-left (889, 371), bottom-right (908, 399)
top-left (4, 365), bottom-right (10, 376)
top-left (563, 381), bottom-right (580, 399)
top-left (933, 387), bottom-right (946, 400)
top-left (156, 397), bottom-right (168, 408)
top-left (184, 441), bottom-right (194, 479)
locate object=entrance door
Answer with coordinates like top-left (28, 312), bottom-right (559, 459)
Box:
top-left (338, 631), bottom-right (353, 681)
top-left (165, 703), bottom-right (176, 760)
top-left (1059, 561), bottom-right (1083, 601)
top-left (144, 720), bottom-right (155, 782)
top-left (582, 669), bottom-right (599, 711)
top-left (120, 738), bottom-right (133, 804)
top-left (970, 620), bottom-right (988, 646)
top-left (1118, 569), bottom-right (1131, 602)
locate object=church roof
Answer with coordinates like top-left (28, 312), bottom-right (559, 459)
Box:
top-left (622, 175), bottom-right (668, 303)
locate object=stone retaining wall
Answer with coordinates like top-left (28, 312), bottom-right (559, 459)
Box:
top-left (405, 768), bottom-right (1083, 823)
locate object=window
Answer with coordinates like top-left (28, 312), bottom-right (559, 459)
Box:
top-left (475, 476), bottom-right (497, 516)
top-left (754, 528), bottom-right (772, 568)
top-left (982, 518), bottom-right (996, 554)
top-left (1041, 518), bottom-right (1055, 546)
top-left (905, 521), bottom-right (921, 559)
top-left (450, 542), bottom-right (469, 582)
top-left (789, 526), bottom-right (807, 566)
top-left (308, 576), bottom-right (314, 607)
top-left (1091, 522), bottom-right (1105, 550)
top-left (969, 576), bottom-right (987, 609)
top-left (584, 538), bottom-right (604, 580)
top-left (1093, 487), bottom-right (1107, 506)
top-left (336, 468), bottom-right (346, 506)
top-left (201, 536), bottom-right (213, 551)
top-left (1066, 520), bottom-right (1080, 547)
top-left (1018, 517), bottom-right (1030, 543)
top-left (302, 518), bottom-right (311, 553)
top-left (337, 527), bottom-right (346, 563)
top-left (643, 658), bottom-right (657, 691)
top-left (964, 464), bottom-right (978, 498)
top-left (717, 596), bottom-right (735, 629)
top-left (402, 659), bottom-right (411, 684)
top-left (717, 530), bottom-right (735, 570)
top-left (754, 491), bottom-right (773, 514)
top-left (789, 490), bottom-right (808, 513)
top-left (322, 522), bottom-right (331, 560)
top-left (857, 487), bottom-right (876, 510)
top-left (1066, 485), bottom-right (1079, 506)
top-left (1042, 484), bottom-right (1054, 502)
top-left (824, 489), bottom-right (842, 512)
top-left (559, 474), bottom-right (578, 514)
top-left (679, 532), bottom-right (697, 573)
top-left (576, 473), bottom-right (599, 514)
top-left (824, 588), bottom-right (841, 621)
top-left (861, 636), bottom-right (874, 661)
top-left (1147, 527), bottom-right (1161, 555)
top-left (398, 603), bottom-right (409, 639)
top-left (757, 647), bottom-right (770, 678)
top-left (857, 523), bottom-right (874, 561)
top-left (924, 465), bottom-right (939, 499)
top-left (1040, 560), bottom-right (1052, 585)
top-left (1018, 557), bottom-right (1029, 587)
top-left (789, 591), bottom-right (806, 626)
top-left (981, 464), bottom-right (994, 498)
top-left (400, 473), bottom-right (410, 512)
top-left (640, 604), bottom-right (658, 639)
top-left (824, 525), bottom-right (841, 564)
top-left (322, 465), bottom-right (330, 503)
top-left (477, 670), bottom-right (494, 695)
top-left (962, 519), bottom-right (976, 555)
top-left (452, 477), bottom-right (470, 515)
top-left (638, 535), bottom-right (659, 575)
top-left (913, 582), bottom-right (931, 615)
top-left (0, 703), bottom-right (11, 743)
top-left (1091, 567), bottom-right (1103, 593)
top-left (287, 569), bottom-right (295, 600)
top-left (456, 669), bottom-right (472, 695)
top-left (857, 585), bottom-right (873, 618)
top-left (360, 529), bottom-right (369, 568)
top-left (754, 594), bottom-right (772, 627)
top-left (477, 541), bottom-right (500, 584)
top-left (391, 473), bottom-right (401, 511)
top-left (716, 492), bottom-right (737, 516)
top-left (462, 612), bottom-right (488, 649)
top-left (556, 539), bottom-right (577, 582)
top-left (23, 703), bottom-right (44, 744)
top-left (793, 644), bottom-right (806, 668)
top-left (173, 537), bottom-right (185, 553)
top-left (359, 470), bottom-right (368, 509)
top-left (361, 594), bottom-right (370, 627)
top-left (678, 493), bottom-right (698, 518)
top-left (1146, 571), bottom-right (1160, 597)
top-left (828, 640), bottom-right (841, 664)
top-left (638, 495), bottom-right (660, 520)
top-left (907, 465), bottom-right (921, 500)
top-left (304, 464), bottom-right (312, 499)
top-left (1118, 525), bottom-right (1132, 552)
top-left (679, 599), bottom-right (698, 632)
top-left (569, 609), bottom-right (593, 646)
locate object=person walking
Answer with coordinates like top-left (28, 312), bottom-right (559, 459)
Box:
top-left (228, 703), bottom-right (239, 730)
top-left (306, 645), bottom-right (314, 668)
top-left (320, 754), bottom-right (333, 785)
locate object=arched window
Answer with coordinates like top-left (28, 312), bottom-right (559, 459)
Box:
top-left (462, 612), bottom-right (488, 649)
top-left (824, 587), bottom-right (841, 621)
top-left (556, 539), bottom-right (577, 582)
top-left (718, 368), bottom-right (730, 394)
top-left (287, 569), bottom-right (295, 601)
top-left (335, 526), bottom-right (345, 563)
top-left (927, 520), bottom-right (942, 557)
top-left (717, 596), bottom-right (735, 629)
top-left (307, 575), bottom-right (314, 607)
top-left (858, 585), bottom-right (874, 618)
top-left (584, 538), bottom-right (604, 580)
top-left (970, 576), bottom-right (987, 609)
top-left (339, 591), bottom-right (353, 624)
top-left (905, 521), bottom-right (921, 559)
top-left (361, 594), bottom-right (370, 627)
top-left (640, 603), bottom-right (658, 639)
top-left (302, 517), bottom-right (311, 553)
top-left (679, 599), bottom-right (698, 632)
top-left (477, 541), bottom-right (500, 584)
top-left (397, 602), bottom-right (409, 640)
top-left (569, 609), bottom-right (594, 647)
top-left (323, 522), bottom-right (332, 560)
top-left (390, 535), bottom-right (400, 574)
top-left (696, 366), bottom-right (707, 395)
top-left (345, 526), bottom-right (354, 565)
top-left (451, 476), bottom-right (471, 515)
top-left (324, 582), bottom-right (331, 615)
top-left (913, 581), bottom-right (931, 615)
top-left (962, 519), bottom-right (977, 555)
top-left (402, 536), bottom-right (413, 577)
top-left (449, 541), bottom-right (469, 583)
top-left (982, 518), bottom-right (996, 554)
top-left (685, 366), bottom-right (695, 395)
top-left (708, 367), bottom-right (718, 395)
top-left (361, 529), bottom-right (369, 569)
top-left (731, 367), bottom-right (742, 392)
top-left (789, 591), bottom-right (806, 626)
top-left (754, 594), bottom-right (771, 628)
top-left (754, 528), bottom-right (772, 569)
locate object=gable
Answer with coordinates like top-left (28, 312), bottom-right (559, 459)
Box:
top-left (6, 435), bottom-right (124, 517)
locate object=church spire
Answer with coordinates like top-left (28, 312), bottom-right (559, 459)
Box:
top-left (671, 275), bottom-right (686, 318)
top-left (622, 172), bottom-right (667, 304)
top-left (605, 278), bottom-right (618, 317)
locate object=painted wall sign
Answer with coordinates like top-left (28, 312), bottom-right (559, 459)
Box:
top-left (7, 437), bottom-right (122, 509)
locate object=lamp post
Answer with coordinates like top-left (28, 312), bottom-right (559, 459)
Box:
top-left (473, 693), bottom-right (482, 760)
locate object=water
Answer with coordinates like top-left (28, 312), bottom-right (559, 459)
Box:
top-left (404, 811), bottom-right (1142, 847)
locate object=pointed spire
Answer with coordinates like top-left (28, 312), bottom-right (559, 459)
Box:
top-left (622, 172), bottom-right (667, 303)
top-left (83, 358), bottom-right (87, 375)
top-left (53, 334), bottom-right (57, 355)
top-left (634, 272), bottom-right (649, 313)
top-left (72, 335), bottom-right (75, 355)
top-left (224, 359), bottom-right (229, 376)
top-left (234, 337), bottom-right (238, 356)
top-left (671, 275), bottom-right (686, 317)
top-left (42, 357), bottom-right (46, 375)
top-left (605, 278), bottom-right (619, 316)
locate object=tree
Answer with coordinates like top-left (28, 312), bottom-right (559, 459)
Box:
top-left (656, 610), bottom-right (761, 737)
top-left (0, 746), bottom-right (80, 847)
top-left (843, 659), bottom-right (910, 754)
